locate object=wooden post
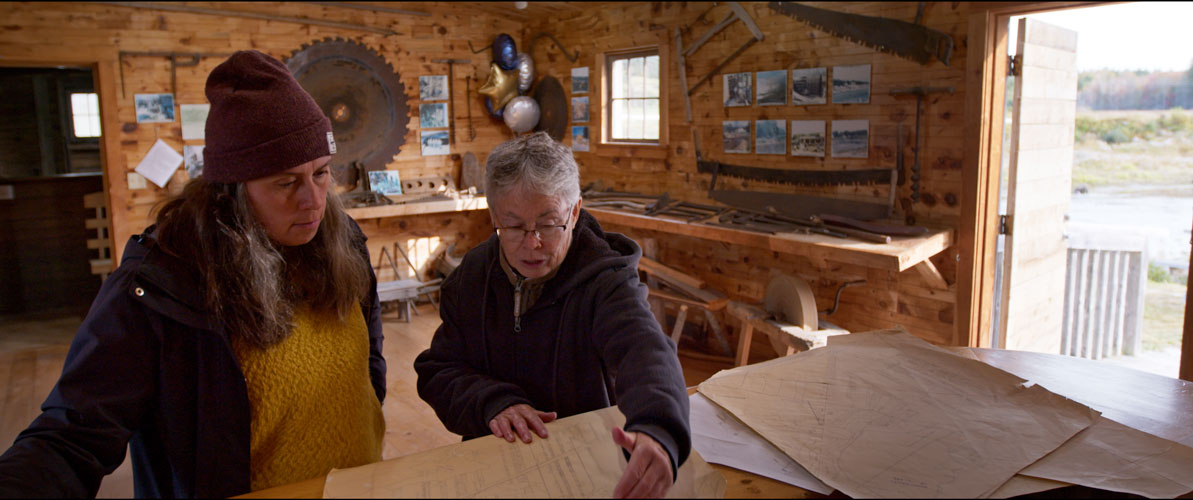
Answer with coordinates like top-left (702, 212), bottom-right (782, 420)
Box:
top-left (1181, 210), bottom-right (1193, 382)
top-left (735, 321), bottom-right (754, 367)
top-left (670, 304), bottom-right (689, 345)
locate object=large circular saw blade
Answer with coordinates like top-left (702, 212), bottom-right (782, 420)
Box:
top-left (285, 38), bottom-right (409, 189)
top-left (763, 274), bottom-right (818, 355)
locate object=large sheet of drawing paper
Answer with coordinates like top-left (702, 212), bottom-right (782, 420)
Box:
top-left (1018, 416), bottom-right (1193, 497)
top-left (689, 392), bottom-right (833, 494)
top-left (321, 405), bottom-right (725, 498)
top-left (697, 329), bottom-right (1099, 498)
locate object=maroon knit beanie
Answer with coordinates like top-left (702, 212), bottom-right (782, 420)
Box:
top-left (202, 50), bottom-right (335, 183)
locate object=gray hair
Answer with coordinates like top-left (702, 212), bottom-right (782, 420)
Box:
top-left (485, 131), bottom-right (580, 206)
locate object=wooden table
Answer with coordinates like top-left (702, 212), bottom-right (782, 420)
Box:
top-left (238, 349), bottom-right (1193, 499)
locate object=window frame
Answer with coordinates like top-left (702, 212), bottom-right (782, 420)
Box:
top-left (67, 91), bottom-right (102, 141)
top-left (597, 43), bottom-right (669, 153)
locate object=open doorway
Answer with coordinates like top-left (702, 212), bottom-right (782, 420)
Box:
top-left (0, 66), bottom-right (106, 318)
top-left (989, 3), bottom-right (1192, 379)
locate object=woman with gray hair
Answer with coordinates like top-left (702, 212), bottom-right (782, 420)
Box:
top-left (415, 132), bottom-right (690, 498)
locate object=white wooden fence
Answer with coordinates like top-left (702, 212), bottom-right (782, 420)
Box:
top-left (1061, 230), bottom-right (1147, 359)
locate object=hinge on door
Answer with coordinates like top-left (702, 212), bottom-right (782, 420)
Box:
top-left (1008, 54), bottom-right (1021, 77)
top-left (999, 214), bottom-right (1012, 235)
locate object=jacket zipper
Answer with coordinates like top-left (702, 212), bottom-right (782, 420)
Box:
top-left (514, 276), bottom-right (524, 333)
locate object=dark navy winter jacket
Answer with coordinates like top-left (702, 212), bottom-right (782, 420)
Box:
top-left (414, 209), bottom-right (691, 479)
top-left (0, 222), bottom-right (384, 498)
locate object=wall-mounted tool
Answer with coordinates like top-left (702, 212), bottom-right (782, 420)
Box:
top-left (431, 58), bottom-right (471, 145)
top-left (118, 51), bottom-right (234, 98)
top-left (699, 159), bottom-right (896, 221)
top-left (676, 2), bottom-right (764, 124)
top-left (465, 75), bottom-right (477, 141)
top-left (767, 1), bottom-right (953, 66)
top-left (286, 38), bottom-right (410, 190)
top-left (889, 86), bottom-right (955, 204)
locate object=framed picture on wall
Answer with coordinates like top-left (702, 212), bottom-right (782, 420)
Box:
top-left (368, 170), bottom-right (403, 196)
top-left (790, 120), bottom-right (826, 157)
top-left (755, 120), bottom-right (786, 154)
top-left (419, 103), bottom-right (449, 129)
top-left (831, 119), bottom-right (869, 158)
top-left (756, 70), bottom-right (787, 106)
top-left (183, 145), bottom-right (204, 179)
top-left (791, 67), bottom-right (827, 105)
top-left (723, 120), bottom-right (750, 153)
top-left (135, 93), bottom-right (175, 123)
top-left (420, 130), bottom-right (450, 156)
top-left (571, 96), bottom-right (589, 123)
top-left (571, 126), bottom-right (590, 151)
top-left (571, 67), bottom-right (589, 94)
top-left (419, 75), bottom-right (449, 101)
top-left (831, 64), bottom-right (871, 104)
top-left (723, 73), bottom-right (751, 107)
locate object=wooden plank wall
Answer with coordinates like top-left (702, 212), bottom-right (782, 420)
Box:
top-left (525, 2), bottom-right (969, 345)
top-left (0, 1), bottom-right (518, 267)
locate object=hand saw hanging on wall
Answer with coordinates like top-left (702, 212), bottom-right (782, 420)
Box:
top-left (699, 160), bottom-right (897, 221)
top-left (767, 1), bottom-right (953, 66)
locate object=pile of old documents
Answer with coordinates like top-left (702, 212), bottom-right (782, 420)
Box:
top-left (693, 328), bottom-right (1193, 498)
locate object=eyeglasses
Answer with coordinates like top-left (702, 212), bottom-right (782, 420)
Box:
top-left (494, 223), bottom-right (570, 245)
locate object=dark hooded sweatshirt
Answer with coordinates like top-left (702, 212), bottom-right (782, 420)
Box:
top-left (414, 209), bottom-right (691, 477)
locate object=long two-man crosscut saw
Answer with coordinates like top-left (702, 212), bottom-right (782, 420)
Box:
top-left (767, 1), bottom-right (954, 66)
top-left (699, 160), bottom-right (897, 222)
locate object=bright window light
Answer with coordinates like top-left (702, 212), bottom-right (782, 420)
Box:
top-left (608, 52), bottom-right (659, 142)
top-left (70, 92), bottom-right (101, 138)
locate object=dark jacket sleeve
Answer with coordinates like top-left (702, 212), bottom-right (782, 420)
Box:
top-left (0, 265), bottom-right (157, 497)
top-left (413, 260), bottom-right (533, 437)
top-left (349, 218), bottom-right (386, 404)
top-left (590, 267), bottom-right (691, 481)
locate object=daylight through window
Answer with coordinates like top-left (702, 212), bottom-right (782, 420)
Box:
top-left (70, 92), bottom-right (101, 138)
top-left (607, 51), bottom-right (659, 142)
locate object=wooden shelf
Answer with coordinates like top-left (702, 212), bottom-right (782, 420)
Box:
top-left (587, 207), bottom-right (953, 273)
top-left (345, 195), bottom-right (488, 220)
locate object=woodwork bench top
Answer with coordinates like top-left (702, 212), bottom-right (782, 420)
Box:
top-left (588, 206), bottom-right (953, 272)
top-left (345, 195), bottom-right (488, 220)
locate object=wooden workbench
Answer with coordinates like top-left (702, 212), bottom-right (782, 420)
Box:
top-left (586, 206), bottom-right (952, 274)
top-left (344, 195), bottom-right (487, 220)
top-left (237, 348), bottom-right (1193, 499)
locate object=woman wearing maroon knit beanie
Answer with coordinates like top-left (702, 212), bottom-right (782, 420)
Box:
top-left (0, 50), bottom-right (387, 498)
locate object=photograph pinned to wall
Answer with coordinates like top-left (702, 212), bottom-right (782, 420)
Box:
top-left (723, 73), bottom-right (751, 107)
top-left (790, 120), bottom-right (826, 157)
top-left (419, 75), bottom-right (449, 101)
top-left (791, 67), bottom-right (827, 105)
top-left (571, 126), bottom-right (590, 152)
top-left (723, 120), bottom-right (750, 154)
top-left (755, 70), bottom-right (787, 106)
top-left (180, 104), bottom-right (209, 140)
top-left (420, 130), bottom-right (450, 156)
top-left (831, 119), bottom-right (869, 158)
top-left (183, 145), bottom-right (204, 179)
top-left (831, 64), bottom-right (871, 104)
top-left (135, 93), bottom-right (175, 123)
top-left (755, 120), bottom-right (786, 155)
top-left (571, 67), bottom-right (589, 94)
top-left (419, 103), bottom-right (449, 129)
top-left (368, 170), bottom-right (403, 196)
top-left (571, 96), bottom-right (589, 123)
top-left (134, 138), bottom-right (183, 188)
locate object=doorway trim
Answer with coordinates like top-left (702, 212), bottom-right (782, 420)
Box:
top-left (958, 1), bottom-right (1107, 349)
top-left (0, 52), bottom-right (122, 264)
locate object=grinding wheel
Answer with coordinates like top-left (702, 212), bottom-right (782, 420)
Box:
top-left (763, 274), bottom-right (818, 355)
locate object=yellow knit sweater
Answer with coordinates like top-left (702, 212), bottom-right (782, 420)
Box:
top-left (231, 306), bottom-right (384, 492)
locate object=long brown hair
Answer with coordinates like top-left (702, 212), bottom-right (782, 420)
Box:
top-left (153, 178), bottom-right (371, 347)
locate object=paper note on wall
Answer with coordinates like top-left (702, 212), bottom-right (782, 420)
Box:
top-left (134, 139), bottom-right (183, 188)
top-left (180, 103), bottom-right (210, 140)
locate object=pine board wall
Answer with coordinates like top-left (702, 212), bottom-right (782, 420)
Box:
top-left (524, 2), bottom-right (969, 345)
top-left (0, 1), bottom-right (981, 346)
top-left (0, 1), bottom-right (515, 282)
